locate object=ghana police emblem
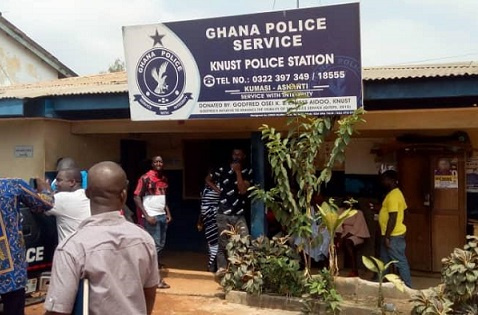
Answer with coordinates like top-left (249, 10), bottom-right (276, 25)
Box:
top-left (133, 30), bottom-right (192, 115)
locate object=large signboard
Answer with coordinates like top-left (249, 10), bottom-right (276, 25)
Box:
top-left (123, 3), bottom-right (361, 121)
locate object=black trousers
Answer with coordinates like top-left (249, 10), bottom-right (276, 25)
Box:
top-left (1, 288), bottom-right (25, 315)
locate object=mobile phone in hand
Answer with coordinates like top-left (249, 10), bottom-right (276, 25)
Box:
top-left (29, 178), bottom-right (38, 190)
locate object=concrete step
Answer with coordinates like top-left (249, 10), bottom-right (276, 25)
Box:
top-left (160, 268), bottom-right (223, 298)
top-left (162, 267), bottom-right (215, 281)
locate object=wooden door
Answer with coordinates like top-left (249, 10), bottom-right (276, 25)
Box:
top-left (398, 151), bottom-right (432, 271)
top-left (431, 155), bottom-right (466, 271)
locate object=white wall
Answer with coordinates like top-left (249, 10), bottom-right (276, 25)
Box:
top-left (345, 138), bottom-right (389, 175)
top-left (0, 31), bottom-right (59, 86)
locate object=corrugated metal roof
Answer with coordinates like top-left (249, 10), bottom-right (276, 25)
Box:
top-left (0, 61), bottom-right (477, 100)
top-left (0, 71), bottom-right (127, 99)
top-left (363, 61), bottom-right (478, 81)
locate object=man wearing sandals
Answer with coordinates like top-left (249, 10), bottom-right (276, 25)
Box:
top-left (134, 155), bottom-right (172, 289)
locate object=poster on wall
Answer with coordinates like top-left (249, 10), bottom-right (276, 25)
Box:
top-left (122, 3), bottom-right (362, 121)
top-left (434, 157), bottom-right (458, 189)
top-left (466, 158), bottom-right (478, 219)
top-left (466, 158), bottom-right (478, 193)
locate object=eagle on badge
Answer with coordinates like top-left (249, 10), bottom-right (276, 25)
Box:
top-left (152, 62), bottom-right (169, 94)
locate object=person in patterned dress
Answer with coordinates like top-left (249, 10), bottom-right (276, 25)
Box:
top-left (0, 177), bottom-right (53, 315)
top-left (199, 172), bottom-right (220, 272)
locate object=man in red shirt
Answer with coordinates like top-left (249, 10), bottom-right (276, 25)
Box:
top-left (134, 156), bottom-right (172, 289)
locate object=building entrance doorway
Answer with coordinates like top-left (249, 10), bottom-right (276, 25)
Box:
top-left (120, 139), bottom-right (147, 219)
top-left (398, 149), bottom-right (466, 272)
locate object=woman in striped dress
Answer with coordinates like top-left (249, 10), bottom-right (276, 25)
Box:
top-left (200, 184), bottom-right (220, 272)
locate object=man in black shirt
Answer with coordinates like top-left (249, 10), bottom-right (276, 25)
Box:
top-left (206, 148), bottom-right (253, 278)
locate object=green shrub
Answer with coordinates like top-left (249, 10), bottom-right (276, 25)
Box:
top-left (249, 107), bottom-right (365, 275)
top-left (221, 229), bottom-right (304, 296)
top-left (454, 298), bottom-right (478, 315)
top-left (303, 268), bottom-right (343, 314)
top-left (412, 236), bottom-right (478, 314)
top-left (411, 285), bottom-right (453, 315)
top-left (442, 236), bottom-right (478, 303)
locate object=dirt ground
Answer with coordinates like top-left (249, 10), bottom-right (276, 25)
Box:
top-left (23, 251), bottom-right (439, 314)
top-left (24, 263), bottom-right (301, 315)
top-left (25, 293), bottom-right (300, 315)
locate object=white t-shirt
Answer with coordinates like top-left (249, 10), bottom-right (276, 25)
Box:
top-left (142, 195), bottom-right (166, 216)
top-left (46, 189), bottom-right (91, 242)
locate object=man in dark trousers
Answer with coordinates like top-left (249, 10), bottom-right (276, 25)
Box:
top-left (206, 148), bottom-right (253, 280)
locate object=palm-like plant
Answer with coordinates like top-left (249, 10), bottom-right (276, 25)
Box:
top-left (362, 256), bottom-right (405, 309)
top-left (318, 200), bottom-right (357, 277)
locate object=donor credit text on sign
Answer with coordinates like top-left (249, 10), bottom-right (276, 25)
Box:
top-left (123, 3), bottom-right (362, 121)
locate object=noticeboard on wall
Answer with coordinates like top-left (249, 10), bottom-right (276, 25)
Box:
top-left (14, 145), bottom-right (33, 158)
top-left (123, 3), bottom-right (362, 121)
